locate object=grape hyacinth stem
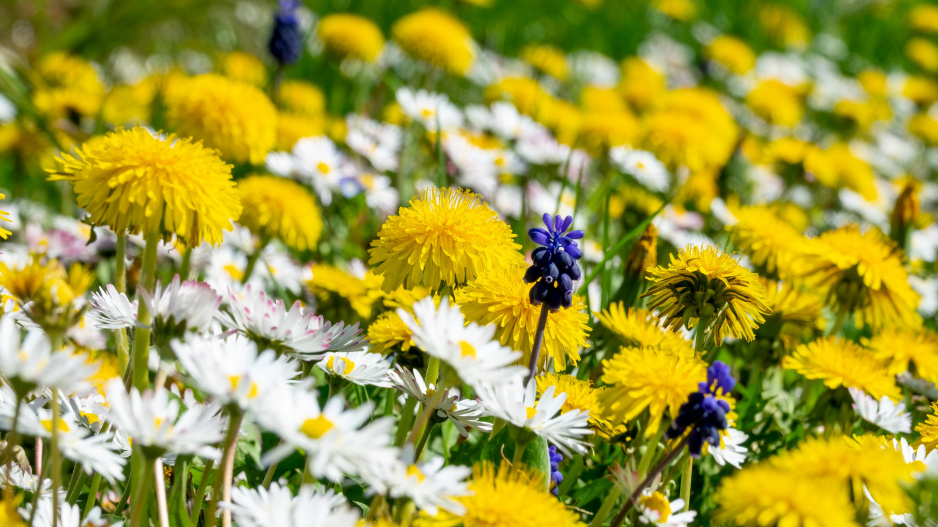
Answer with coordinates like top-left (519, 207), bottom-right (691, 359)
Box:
top-left (525, 303), bottom-right (550, 384)
top-left (609, 435), bottom-right (689, 527)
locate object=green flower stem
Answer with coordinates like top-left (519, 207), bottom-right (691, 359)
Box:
top-left (154, 458), bottom-right (169, 527)
top-left (424, 357), bottom-right (440, 387)
top-left (511, 439), bottom-right (529, 468)
top-left (610, 435), bottom-right (689, 527)
top-left (129, 453), bottom-right (155, 527)
top-left (50, 392), bottom-right (62, 527)
top-left (82, 470), bottom-right (103, 517)
top-left (189, 458), bottom-right (215, 525)
top-left (590, 485), bottom-right (622, 527)
top-left (178, 247), bottom-right (192, 281)
top-left (693, 312), bottom-right (712, 354)
top-left (394, 397), bottom-right (418, 447)
top-left (132, 232), bottom-right (160, 391)
top-left (525, 303), bottom-right (550, 384)
top-left (2, 392), bottom-right (23, 502)
top-left (206, 409), bottom-right (245, 527)
top-left (241, 238), bottom-right (270, 285)
top-left (679, 456), bottom-right (692, 512)
top-left (414, 422), bottom-right (435, 458)
top-left (406, 385), bottom-right (447, 448)
top-left (66, 465), bottom-right (87, 504)
top-left (115, 233), bottom-right (130, 375)
top-left (637, 427), bottom-right (664, 479)
top-left (261, 441), bottom-right (283, 488)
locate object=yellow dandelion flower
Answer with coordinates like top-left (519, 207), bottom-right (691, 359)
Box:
top-left (32, 52), bottom-right (105, 120)
top-left (536, 373), bottom-right (602, 419)
top-left (833, 98), bottom-right (891, 132)
top-left (520, 45), bottom-right (569, 81)
top-left (580, 86), bottom-right (627, 112)
top-left (618, 57), bottom-right (666, 110)
top-left (910, 111), bottom-right (938, 146)
top-left (908, 38), bottom-right (938, 72)
top-left (0, 193), bottom-right (12, 239)
top-left (643, 245), bottom-right (771, 346)
top-left (221, 51), bottom-right (267, 87)
top-left (392, 8), bottom-right (475, 75)
top-left (594, 302), bottom-right (690, 349)
top-left (903, 76), bottom-right (938, 106)
top-left (369, 187), bottom-right (523, 292)
top-left (639, 88), bottom-right (738, 173)
top-left (759, 4), bottom-right (811, 49)
top-left (49, 127), bottom-right (241, 247)
top-left (276, 112), bottom-right (326, 151)
top-left (577, 110), bottom-right (639, 156)
top-left (417, 462), bottom-right (585, 527)
top-left (727, 205), bottom-right (805, 278)
top-left (0, 495), bottom-right (26, 527)
top-left (0, 258), bottom-right (90, 330)
top-left (318, 13), bottom-right (385, 63)
top-left (383, 285), bottom-right (433, 311)
top-left (307, 263), bottom-right (385, 319)
top-left (798, 225), bottom-right (920, 329)
top-left (102, 77), bottom-right (160, 126)
top-left (166, 74), bottom-right (277, 164)
top-left (782, 337), bottom-right (900, 401)
top-left (864, 328), bottom-right (938, 386)
top-left (652, 0), bottom-right (696, 20)
top-left (236, 175), bottom-right (322, 251)
top-left (714, 463), bottom-right (857, 527)
top-left (804, 143), bottom-right (878, 200)
top-left (367, 310), bottom-right (415, 355)
top-left (758, 279), bottom-right (825, 348)
top-left (455, 265), bottom-right (589, 371)
top-left (600, 345), bottom-right (706, 437)
top-left (746, 79), bottom-right (805, 127)
top-left (485, 76), bottom-right (554, 119)
top-left (705, 35), bottom-right (756, 75)
top-left (911, 4), bottom-right (938, 33)
top-left (917, 402), bottom-right (938, 451)
top-left (773, 435), bottom-right (914, 515)
top-left (279, 80), bottom-right (327, 118)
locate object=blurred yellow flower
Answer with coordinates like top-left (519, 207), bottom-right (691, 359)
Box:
top-left (0, 193), bottom-right (11, 239)
top-left (595, 302), bottom-right (690, 349)
top-left (279, 80), bottom-right (327, 118)
top-left (32, 52), bottom-right (105, 121)
top-left (392, 8), bottom-right (475, 75)
top-left (521, 45), bottom-right (569, 81)
top-left (652, 0), bottom-right (696, 21)
top-left (577, 110), bottom-right (638, 155)
top-left (166, 74), bottom-right (277, 164)
top-left (236, 175), bottom-right (322, 251)
top-left (863, 328), bottom-right (938, 385)
top-left (50, 127), bottom-right (241, 247)
top-left (907, 37), bottom-right (938, 72)
top-left (307, 262), bottom-right (385, 320)
top-left (908, 112), bottom-right (938, 146)
top-left (705, 35), bottom-right (756, 75)
top-left (911, 4), bottom-right (938, 33)
top-left (917, 402), bottom-right (938, 450)
top-left (903, 75), bottom-right (938, 105)
top-left (759, 5), bottom-right (810, 49)
top-left (318, 13), bottom-right (385, 63)
top-left (276, 112), bottom-right (326, 150)
top-left (804, 143), bottom-right (877, 201)
top-left (728, 205), bottom-right (805, 278)
top-left (783, 337), bottom-right (900, 401)
top-left (618, 57), bottom-right (666, 110)
top-left (758, 279), bottom-right (825, 348)
top-left (746, 79), bottom-right (805, 127)
top-left (221, 51), bottom-right (267, 87)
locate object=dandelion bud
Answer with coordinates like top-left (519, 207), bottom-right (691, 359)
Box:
top-left (890, 181), bottom-right (920, 251)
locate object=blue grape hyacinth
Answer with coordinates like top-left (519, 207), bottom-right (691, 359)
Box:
top-left (524, 213), bottom-right (584, 311)
top-left (666, 361), bottom-right (735, 457)
top-left (548, 445), bottom-right (564, 496)
top-left (269, 0), bottom-right (303, 66)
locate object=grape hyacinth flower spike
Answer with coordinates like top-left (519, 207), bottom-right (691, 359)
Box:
top-left (269, 0), bottom-right (303, 66)
top-left (523, 213), bottom-right (584, 382)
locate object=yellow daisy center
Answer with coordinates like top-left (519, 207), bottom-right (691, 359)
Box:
top-left (406, 465), bottom-right (426, 482)
top-left (525, 407), bottom-right (537, 419)
top-left (639, 492), bottom-right (672, 522)
top-left (228, 375), bottom-right (259, 399)
top-left (326, 356), bottom-right (356, 375)
top-left (40, 419), bottom-right (70, 434)
top-left (300, 415), bottom-right (334, 439)
top-left (459, 341), bottom-right (477, 358)
top-left (317, 161), bottom-right (331, 174)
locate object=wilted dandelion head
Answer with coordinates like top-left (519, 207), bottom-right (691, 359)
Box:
top-left (49, 127), bottom-right (241, 247)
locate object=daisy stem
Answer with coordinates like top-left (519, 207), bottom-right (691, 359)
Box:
top-left (50, 389), bottom-right (62, 527)
top-left (82, 472), bottom-right (103, 518)
top-left (178, 248), bottom-right (192, 281)
top-left (154, 458), bottom-right (169, 527)
top-left (1, 392), bottom-right (22, 503)
top-left (261, 441), bottom-right (283, 488)
top-left (240, 238), bottom-right (269, 285)
top-left (206, 409), bottom-right (244, 527)
top-left (679, 456), bottom-right (692, 512)
top-left (414, 422), bottom-right (435, 458)
top-left (609, 435), bottom-right (689, 527)
top-left (132, 231), bottom-right (160, 391)
top-left (189, 458), bottom-right (215, 524)
top-left (511, 440), bottom-right (528, 468)
top-left (406, 384), bottom-right (447, 448)
top-left (66, 464), bottom-right (86, 504)
top-left (525, 303), bottom-right (550, 384)
top-left (115, 232), bottom-right (130, 374)
top-left (394, 397), bottom-right (418, 447)
top-left (129, 453), bottom-right (155, 527)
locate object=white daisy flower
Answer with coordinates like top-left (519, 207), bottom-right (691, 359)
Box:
top-left (104, 378), bottom-right (225, 459)
top-left (490, 102), bottom-right (543, 142)
top-left (0, 316), bottom-right (98, 395)
top-left (292, 136), bottom-right (348, 206)
top-left (265, 150), bottom-right (296, 177)
top-left (848, 387), bottom-right (912, 434)
top-left (609, 147), bottom-right (670, 193)
top-left (256, 386), bottom-right (398, 489)
top-left (256, 245), bottom-right (307, 295)
top-left (395, 88), bottom-right (463, 131)
top-left (222, 483), bottom-right (359, 527)
top-left (443, 132), bottom-right (499, 197)
top-left (385, 455), bottom-right (472, 516)
top-left (388, 365), bottom-right (492, 437)
top-left (0, 464), bottom-right (57, 504)
top-left (708, 428), bottom-right (749, 469)
top-left (65, 315), bottom-right (106, 350)
top-left (139, 275), bottom-right (222, 338)
top-left (24, 501), bottom-right (114, 527)
top-left (346, 115), bottom-right (402, 172)
top-left (476, 379), bottom-right (592, 456)
top-left (316, 351), bottom-right (391, 387)
top-left (356, 172), bottom-right (399, 216)
top-left (398, 297), bottom-right (526, 389)
top-left (88, 285), bottom-right (139, 329)
top-left (217, 285), bottom-right (367, 360)
top-left (172, 333), bottom-right (301, 411)
top-left (11, 401), bottom-right (125, 482)
top-left (886, 437), bottom-right (938, 477)
top-left (636, 490), bottom-right (697, 527)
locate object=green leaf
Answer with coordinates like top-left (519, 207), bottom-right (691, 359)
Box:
top-left (479, 427), bottom-right (551, 491)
